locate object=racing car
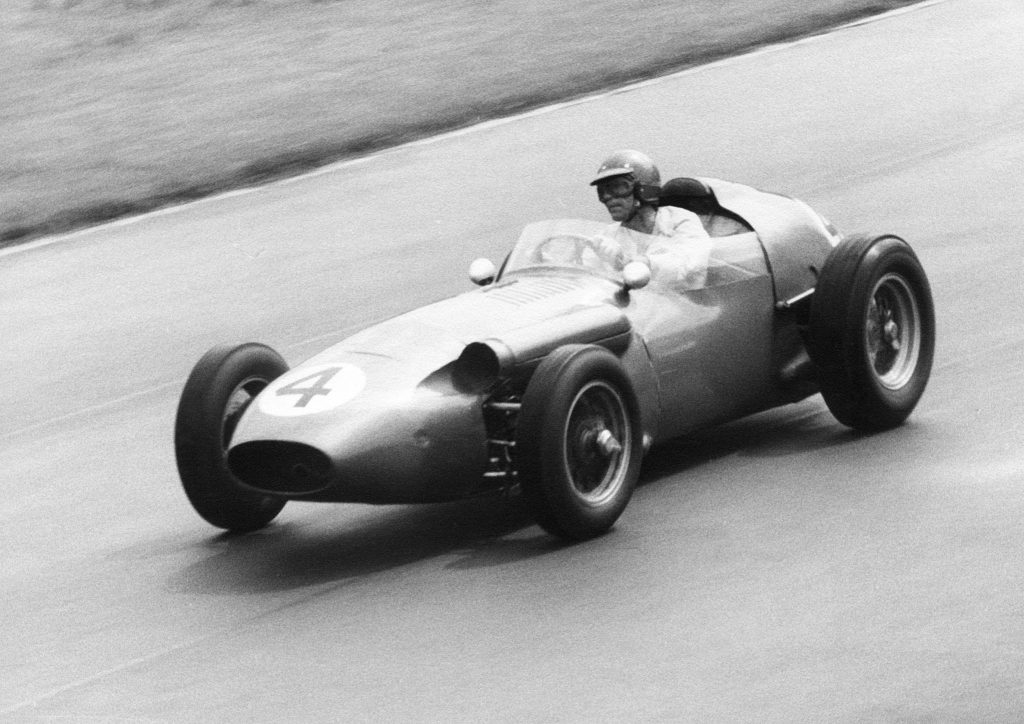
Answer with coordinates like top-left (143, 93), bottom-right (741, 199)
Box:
top-left (174, 177), bottom-right (935, 541)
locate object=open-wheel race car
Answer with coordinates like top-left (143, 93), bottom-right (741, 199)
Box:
top-left (174, 177), bottom-right (935, 541)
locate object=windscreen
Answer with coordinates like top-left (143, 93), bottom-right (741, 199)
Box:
top-left (501, 219), bottom-right (768, 290)
top-left (502, 219), bottom-right (622, 279)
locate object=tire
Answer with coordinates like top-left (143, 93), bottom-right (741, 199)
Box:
top-left (516, 345), bottom-right (643, 541)
top-left (808, 233), bottom-right (935, 431)
top-left (174, 343), bottom-right (289, 532)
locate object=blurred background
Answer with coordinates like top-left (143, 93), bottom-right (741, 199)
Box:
top-left (1, 0), bottom-right (921, 245)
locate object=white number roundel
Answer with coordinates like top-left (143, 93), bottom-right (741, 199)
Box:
top-left (259, 363), bottom-right (366, 416)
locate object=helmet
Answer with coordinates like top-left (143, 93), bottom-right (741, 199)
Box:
top-left (590, 149), bottom-right (661, 204)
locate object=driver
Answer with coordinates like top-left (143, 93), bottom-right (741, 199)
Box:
top-left (590, 150), bottom-right (711, 287)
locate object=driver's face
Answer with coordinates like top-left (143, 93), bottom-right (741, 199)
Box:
top-left (596, 175), bottom-right (636, 222)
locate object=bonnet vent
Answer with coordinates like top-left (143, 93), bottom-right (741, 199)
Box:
top-left (484, 278), bottom-right (581, 306)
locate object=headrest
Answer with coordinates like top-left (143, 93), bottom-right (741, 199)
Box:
top-left (661, 177), bottom-right (712, 198)
top-left (659, 177), bottom-right (716, 213)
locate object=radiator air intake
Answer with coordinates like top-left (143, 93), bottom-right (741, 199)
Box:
top-left (228, 440), bottom-right (333, 495)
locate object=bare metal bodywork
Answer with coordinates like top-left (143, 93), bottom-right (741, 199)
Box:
top-left (226, 179), bottom-right (840, 504)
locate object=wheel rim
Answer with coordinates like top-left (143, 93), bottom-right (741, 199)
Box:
top-left (865, 273), bottom-right (921, 390)
top-left (221, 376), bottom-right (270, 449)
top-left (561, 380), bottom-right (631, 506)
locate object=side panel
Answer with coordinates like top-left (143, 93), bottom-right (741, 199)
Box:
top-left (706, 178), bottom-right (838, 302)
top-left (628, 233), bottom-right (778, 441)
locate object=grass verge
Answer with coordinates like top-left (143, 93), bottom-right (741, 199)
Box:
top-left (1, 0), bottom-right (925, 246)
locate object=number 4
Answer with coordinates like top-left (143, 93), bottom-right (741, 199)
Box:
top-left (275, 368), bottom-right (340, 408)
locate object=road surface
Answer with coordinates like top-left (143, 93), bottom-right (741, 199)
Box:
top-left (3, 0), bottom-right (1024, 720)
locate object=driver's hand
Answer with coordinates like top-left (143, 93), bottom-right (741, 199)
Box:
top-left (592, 235), bottom-right (625, 268)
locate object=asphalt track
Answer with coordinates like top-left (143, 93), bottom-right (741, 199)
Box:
top-left (3, 0), bottom-right (1024, 720)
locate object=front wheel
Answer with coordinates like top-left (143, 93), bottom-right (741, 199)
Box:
top-left (808, 233), bottom-right (935, 431)
top-left (516, 345), bottom-right (643, 541)
top-left (174, 343), bottom-right (289, 532)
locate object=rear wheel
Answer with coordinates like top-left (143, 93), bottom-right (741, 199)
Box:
top-left (516, 345), bottom-right (642, 541)
top-left (174, 343), bottom-right (288, 532)
top-left (808, 234), bottom-right (935, 430)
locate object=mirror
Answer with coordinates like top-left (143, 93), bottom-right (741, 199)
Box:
top-left (469, 258), bottom-right (496, 286)
top-left (622, 260), bottom-right (651, 290)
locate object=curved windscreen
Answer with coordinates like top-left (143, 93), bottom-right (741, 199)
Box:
top-left (502, 219), bottom-right (623, 279)
top-left (501, 219), bottom-right (768, 290)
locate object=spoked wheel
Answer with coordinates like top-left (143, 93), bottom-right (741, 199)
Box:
top-left (809, 233), bottom-right (935, 431)
top-left (516, 345), bottom-right (642, 541)
top-left (174, 343), bottom-right (289, 532)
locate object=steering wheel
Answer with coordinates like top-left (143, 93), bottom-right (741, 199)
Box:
top-left (530, 233), bottom-right (602, 265)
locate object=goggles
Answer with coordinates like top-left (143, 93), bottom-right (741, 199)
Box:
top-left (595, 176), bottom-right (636, 200)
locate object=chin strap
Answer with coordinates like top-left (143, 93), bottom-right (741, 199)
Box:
top-left (624, 198), bottom-right (642, 223)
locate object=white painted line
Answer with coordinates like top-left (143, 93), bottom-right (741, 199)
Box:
top-left (0, 0), bottom-right (948, 259)
top-left (0, 320), bottom-right (378, 442)
top-left (0, 380), bottom-right (182, 443)
top-left (0, 636), bottom-right (212, 715)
